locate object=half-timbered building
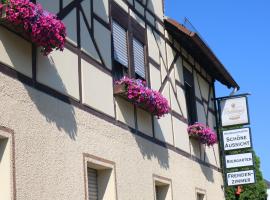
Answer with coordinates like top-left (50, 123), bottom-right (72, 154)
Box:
top-left (0, 0), bottom-right (239, 199)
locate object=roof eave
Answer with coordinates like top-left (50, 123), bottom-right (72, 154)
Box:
top-left (164, 18), bottom-right (239, 90)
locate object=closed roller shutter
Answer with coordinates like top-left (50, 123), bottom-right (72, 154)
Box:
top-left (133, 38), bottom-right (145, 78)
top-left (112, 21), bottom-right (128, 67)
top-left (88, 168), bottom-right (98, 200)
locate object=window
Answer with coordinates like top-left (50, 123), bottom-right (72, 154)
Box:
top-left (88, 168), bottom-right (98, 200)
top-left (0, 136), bottom-right (12, 200)
top-left (111, 2), bottom-right (147, 82)
top-left (84, 154), bottom-right (117, 200)
top-left (183, 67), bottom-right (197, 125)
top-left (153, 175), bottom-right (172, 200)
top-left (197, 193), bottom-right (205, 200)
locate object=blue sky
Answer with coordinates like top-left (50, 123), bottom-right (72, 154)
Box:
top-left (165, 0), bottom-right (270, 180)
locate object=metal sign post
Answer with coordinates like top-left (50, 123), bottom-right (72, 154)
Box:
top-left (215, 93), bottom-right (255, 199)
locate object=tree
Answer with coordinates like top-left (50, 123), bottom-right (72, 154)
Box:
top-left (225, 153), bottom-right (268, 200)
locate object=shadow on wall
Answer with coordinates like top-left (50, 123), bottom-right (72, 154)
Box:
top-left (116, 99), bottom-right (169, 169)
top-left (21, 54), bottom-right (78, 140)
top-left (133, 132), bottom-right (169, 169)
top-left (190, 139), bottom-right (214, 182)
top-left (200, 158), bottom-right (214, 183)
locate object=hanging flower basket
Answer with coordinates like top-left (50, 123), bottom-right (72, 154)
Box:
top-left (187, 123), bottom-right (217, 147)
top-left (0, 0), bottom-right (66, 55)
top-left (114, 77), bottom-right (170, 118)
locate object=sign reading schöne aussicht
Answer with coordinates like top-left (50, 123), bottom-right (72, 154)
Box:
top-left (223, 128), bottom-right (252, 151)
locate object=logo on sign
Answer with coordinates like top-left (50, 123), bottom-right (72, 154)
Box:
top-left (227, 170), bottom-right (255, 186)
top-left (220, 97), bottom-right (249, 127)
top-left (223, 128), bottom-right (251, 151)
top-left (225, 153), bottom-right (253, 169)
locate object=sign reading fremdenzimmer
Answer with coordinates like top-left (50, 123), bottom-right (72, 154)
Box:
top-left (227, 170), bottom-right (255, 186)
top-left (223, 128), bottom-right (252, 151)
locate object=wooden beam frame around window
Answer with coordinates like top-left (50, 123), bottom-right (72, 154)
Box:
top-left (111, 1), bottom-right (149, 84)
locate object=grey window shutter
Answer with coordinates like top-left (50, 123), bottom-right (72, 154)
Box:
top-left (133, 38), bottom-right (145, 78)
top-left (88, 168), bottom-right (98, 200)
top-left (112, 21), bottom-right (128, 67)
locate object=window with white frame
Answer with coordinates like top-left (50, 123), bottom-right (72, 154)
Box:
top-left (153, 176), bottom-right (172, 200)
top-left (85, 154), bottom-right (117, 200)
top-left (0, 136), bottom-right (12, 200)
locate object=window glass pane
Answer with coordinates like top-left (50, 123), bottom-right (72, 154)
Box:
top-left (133, 38), bottom-right (145, 78)
top-left (88, 168), bottom-right (98, 200)
top-left (112, 21), bottom-right (128, 67)
top-left (197, 193), bottom-right (205, 200)
top-left (184, 68), bottom-right (197, 124)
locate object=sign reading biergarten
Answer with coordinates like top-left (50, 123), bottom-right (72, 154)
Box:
top-left (225, 153), bottom-right (253, 169)
top-left (216, 94), bottom-right (255, 187)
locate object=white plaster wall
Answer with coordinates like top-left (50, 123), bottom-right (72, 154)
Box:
top-left (115, 97), bottom-right (136, 128)
top-left (147, 0), bottom-right (164, 19)
top-left (0, 73), bottom-right (225, 200)
top-left (63, 9), bottom-right (78, 45)
top-left (147, 27), bottom-right (160, 64)
top-left (36, 0), bottom-right (59, 14)
top-left (267, 189), bottom-right (270, 200)
top-left (113, 0), bottom-right (129, 12)
top-left (37, 48), bottom-right (80, 100)
top-left (172, 117), bottom-right (189, 152)
top-left (149, 64), bottom-right (161, 91)
top-left (81, 59), bottom-right (115, 117)
top-left (0, 28), bottom-right (32, 78)
top-left (94, 19), bottom-right (112, 70)
top-left (93, 0), bottom-right (109, 23)
top-left (136, 108), bottom-right (153, 137)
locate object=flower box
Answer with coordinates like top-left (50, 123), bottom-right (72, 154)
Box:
top-left (114, 77), bottom-right (170, 118)
top-left (187, 123), bottom-right (217, 146)
top-left (0, 0), bottom-right (66, 55)
top-left (0, 4), bottom-right (30, 40)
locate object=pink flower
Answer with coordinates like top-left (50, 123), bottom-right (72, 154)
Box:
top-left (115, 77), bottom-right (170, 118)
top-left (187, 123), bottom-right (218, 146)
top-left (2, 0), bottom-right (66, 55)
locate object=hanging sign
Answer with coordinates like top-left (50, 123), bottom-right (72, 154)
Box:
top-left (223, 128), bottom-right (252, 151)
top-left (227, 170), bottom-right (255, 186)
top-left (220, 96), bottom-right (249, 127)
top-left (225, 153), bottom-right (254, 169)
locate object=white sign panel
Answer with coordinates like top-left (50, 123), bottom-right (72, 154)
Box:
top-left (223, 128), bottom-right (251, 151)
top-left (220, 96), bottom-right (249, 127)
top-left (227, 170), bottom-right (255, 186)
top-left (225, 153), bottom-right (253, 169)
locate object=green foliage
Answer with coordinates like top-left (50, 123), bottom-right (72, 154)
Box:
top-left (225, 154), bottom-right (268, 200)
